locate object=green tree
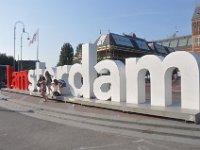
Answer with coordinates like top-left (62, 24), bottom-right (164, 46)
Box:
top-left (0, 53), bottom-right (15, 82)
top-left (73, 43), bottom-right (82, 64)
top-left (0, 53), bottom-right (14, 66)
top-left (57, 43), bottom-right (74, 66)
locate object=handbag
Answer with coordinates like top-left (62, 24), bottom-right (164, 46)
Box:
top-left (37, 82), bottom-right (40, 87)
top-left (53, 91), bottom-right (61, 96)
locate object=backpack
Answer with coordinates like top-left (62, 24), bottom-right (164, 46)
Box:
top-left (58, 79), bottom-right (66, 87)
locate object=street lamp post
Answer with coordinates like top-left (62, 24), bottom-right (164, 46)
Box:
top-left (20, 31), bottom-right (30, 71)
top-left (14, 21), bottom-right (25, 72)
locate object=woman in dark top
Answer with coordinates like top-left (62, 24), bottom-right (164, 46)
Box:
top-left (45, 71), bottom-right (53, 95)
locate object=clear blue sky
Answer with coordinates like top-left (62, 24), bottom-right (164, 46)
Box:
top-left (0, 0), bottom-right (197, 68)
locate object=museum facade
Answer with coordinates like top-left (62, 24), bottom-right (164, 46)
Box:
top-left (95, 5), bottom-right (200, 61)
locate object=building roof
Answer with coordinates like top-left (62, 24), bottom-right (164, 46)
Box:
top-left (148, 42), bottom-right (173, 55)
top-left (95, 33), bottom-right (172, 56)
top-left (96, 33), bottom-right (151, 50)
top-left (153, 35), bottom-right (192, 51)
top-left (192, 5), bottom-right (200, 20)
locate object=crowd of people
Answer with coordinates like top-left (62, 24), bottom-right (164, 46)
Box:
top-left (37, 71), bottom-right (66, 102)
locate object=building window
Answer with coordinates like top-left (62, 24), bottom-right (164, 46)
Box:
top-left (170, 40), bottom-right (178, 48)
top-left (193, 37), bottom-right (200, 47)
top-left (178, 38), bottom-right (188, 47)
top-left (135, 39), bottom-right (150, 50)
top-left (188, 37), bottom-right (192, 46)
top-left (193, 22), bottom-right (196, 35)
top-left (198, 21), bottom-right (200, 34)
top-left (162, 41), bottom-right (170, 47)
top-left (198, 37), bottom-right (200, 46)
top-left (193, 38), bottom-right (198, 46)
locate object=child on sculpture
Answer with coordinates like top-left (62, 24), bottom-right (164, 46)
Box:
top-left (38, 75), bottom-right (48, 102)
top-left (52, 79), bottom-right (66, 96)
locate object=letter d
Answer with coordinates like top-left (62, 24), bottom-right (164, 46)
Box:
top-left (68, 43), bottom-right (97, 98)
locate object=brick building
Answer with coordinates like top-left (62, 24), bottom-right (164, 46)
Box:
top-left (192, 5), bottom-right (200, 53)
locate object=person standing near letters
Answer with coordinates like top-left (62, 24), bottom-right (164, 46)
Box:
top-left (38, 75), bottom-right (48, 102)
top-left (45, 71), bottom-right (53, 95)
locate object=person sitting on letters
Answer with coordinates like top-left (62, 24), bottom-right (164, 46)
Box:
top-left (52, 79), bottom-right (66, 96)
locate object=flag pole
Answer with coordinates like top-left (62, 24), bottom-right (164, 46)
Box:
top-left (37, 29), bottom-right (39, 62)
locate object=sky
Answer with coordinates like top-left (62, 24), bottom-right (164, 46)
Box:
top-left (0, 0), bottom-right (198, 68)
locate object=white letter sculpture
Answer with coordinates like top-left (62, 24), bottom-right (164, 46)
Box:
top-left (68, 43), bottom-right (97, 98)
top-left (28, 62), bottom-right (46, 92)
top-left (56, 65), bottom-right (72, 95)
top-left (126, 55), bottom-right (164, 106)
top-left (126, 51), bottom-right (200, 111)
top-left (93, 60), bottom-right (126, 102)
top-left (163, 51), bottom-right (200, 110)
top-left (27, 45), bottom-right (200, 113)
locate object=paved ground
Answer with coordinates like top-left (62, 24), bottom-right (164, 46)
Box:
top-left (0, 106), bottom-right (138, 150)
top-left (0, 90), bottom-right (200, 149)
top-left (0, 106), bottom-right (199, 150)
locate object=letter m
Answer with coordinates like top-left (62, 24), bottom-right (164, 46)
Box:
top-left (126, 51), bottom-right (200, 111)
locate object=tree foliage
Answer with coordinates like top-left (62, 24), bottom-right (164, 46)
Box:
top-left (57, 43), bottom-right (74, 66)
top-left (0, 53), bottom-right (15, 82)
top-left (0, 53), bottom-right (14, 66)
top-left (73, 43), bottom-right (82, 64)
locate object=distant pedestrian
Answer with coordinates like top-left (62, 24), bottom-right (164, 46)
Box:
top-left (38, 75), bottom-right (48, 102)
top-left (45, 71), bottom-right (53, 95)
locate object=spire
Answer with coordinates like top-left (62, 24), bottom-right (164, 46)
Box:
top-left (192, 5), bottom-right (200, 20)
